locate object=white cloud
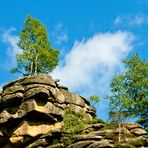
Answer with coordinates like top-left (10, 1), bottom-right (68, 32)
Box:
top-left (0, 83), bottom-right (5, 91)
top-left (114, 16), bottom-right (122, 25)
top-left (1, 29), bottom-right (134, 120)
top-left (52, 31), bottom-right (134, 120)
top-left (133, 15), bottom-right (145, 25)
top-left (52, 31), bottom-right (134, 98)
top-left (57, 34), bottom-right (68, 44)
top-left (1, 27), bottom-right (20, 68)
top-left (0, 84), bottom-right (3, 91)
top-left (114, 14), bottom-right (148, 26)
top-left (51, 23), bottom-right (68, 44)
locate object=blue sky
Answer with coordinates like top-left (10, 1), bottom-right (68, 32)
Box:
top-left (0, 0), bottom-right (148, 121)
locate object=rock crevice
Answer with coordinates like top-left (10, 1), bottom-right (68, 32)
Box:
top-left (0, 74), bottom-right (147, 147)
top-left (0, 74), bottom-right (95, 147)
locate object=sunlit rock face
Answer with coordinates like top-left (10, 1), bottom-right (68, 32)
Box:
top-left (0, 74), bottom-right (95, 147)
top-left (0, 74), bottom-right (147, 147)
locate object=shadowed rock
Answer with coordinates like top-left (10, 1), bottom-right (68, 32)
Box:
top-left (0, 74), bottom-right (96, 147)
top-left (0, 74), bottom-right (147, 147)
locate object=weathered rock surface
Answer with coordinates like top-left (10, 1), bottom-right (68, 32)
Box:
top-left (0, 74), bottom-right (147, 147)
top-left (0, 74), bottom-right (95, 147)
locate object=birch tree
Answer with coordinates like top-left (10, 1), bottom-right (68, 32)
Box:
top-left (11, 15), bottom-right (59, 76)
top-left (107, 54), bottom-right (148, 131)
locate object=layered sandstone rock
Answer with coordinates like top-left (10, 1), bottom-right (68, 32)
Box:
top-left (0, 74), bottom-right (147, 147)
top-left (0, 74), bottom-right (95, 147)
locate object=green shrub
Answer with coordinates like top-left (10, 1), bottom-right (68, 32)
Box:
top-left (61, 109), bottom-right (86, 133)
top-left (102, 123), bottom-right (117, 130)
top-left (62, 136), bottom-right (74, 147)
top-left (61, 109), bottom-right (87, 146)
top-left (52, 139), bottom-right (59, 145)
top-left (128, 138), bottom-right (144, 146)
top-left (86, 118), bottom-right (105, 124)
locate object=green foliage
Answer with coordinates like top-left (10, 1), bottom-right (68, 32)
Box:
top-left (62, 109), bottom-right (86, 133)
top-left (107, 54), bottom-right (148, 129)
top-left (127, 138), bottom-right (144, 147)
top-left (106, 74), bottom-right (130, 125)
top-left (61, 109), bottom-right (86, 146)
top-left (61, 109), bottom-right (105, 146)
top-left (62, 109), bottom-right (105, 133)
top-left (101, 122), bottom-right (117, 130)
top-left (62, 136), bottom-right (74, 147)
top-left (11, 15), bottom-right (59, 76)
top-left (52, 139), bottom-right (59, 145)
top-left (89, 95), bottom-right (100, 105)
top-left (86, 117), bottom-right (105, 124)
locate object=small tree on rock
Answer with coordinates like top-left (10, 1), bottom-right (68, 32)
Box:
top-left (11, 16), bottom-right (59, 76)
top-left (107, 54), bottom-right (148, 131)
top-left (89, 95), bottom-right (100, 106)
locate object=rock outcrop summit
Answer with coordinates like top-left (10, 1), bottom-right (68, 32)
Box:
top-left (0, 74), bottom-right (147, 147)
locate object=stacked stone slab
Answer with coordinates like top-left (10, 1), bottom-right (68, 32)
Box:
top-left (24, 122), bottom-right (148, 148)
top-left (0, 74), bottom-right (95, 147)
top-left (74, 122), bottom-right (148, 148)
top-left (0, 74), bottom-right (147, 147)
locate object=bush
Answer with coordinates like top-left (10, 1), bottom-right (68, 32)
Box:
top-left (86, 118), bottom-right (105, 124)
top-left (61, 109), bottom-right (87, 146)
top-left (61, 109), bottom-right (86, 133)
top-left (62, 136), bottom-right (74, 147)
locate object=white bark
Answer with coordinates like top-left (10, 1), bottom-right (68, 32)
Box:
top-left (34, 55), bottom-right (38, 75)
top-left (30, 61), bottom-right (33, 76)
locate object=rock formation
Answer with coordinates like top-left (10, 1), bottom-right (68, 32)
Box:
top-left (0, 74), bottom-right (147, 147)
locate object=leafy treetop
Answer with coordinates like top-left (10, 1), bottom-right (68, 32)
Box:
top-left (107, 54), bottom-right (148, 129)
top-left (11, 15), bottom-right (59, 76)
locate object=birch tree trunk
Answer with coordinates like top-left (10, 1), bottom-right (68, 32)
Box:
top-left (34, 55), bottom-right (38, 75)
top-left (30, 61), bottom-right (33, 76)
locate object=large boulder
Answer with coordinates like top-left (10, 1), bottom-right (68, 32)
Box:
top-left (0, 74), bottom-right (147, 147)
top-left (0, 74), bottom-right (95, 147)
